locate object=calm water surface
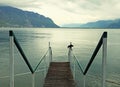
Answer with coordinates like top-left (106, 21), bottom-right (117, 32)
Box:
top-left (0, 28), bottom-right (120, 87)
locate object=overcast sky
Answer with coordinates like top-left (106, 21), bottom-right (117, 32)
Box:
top-left (0, 0), bottom-right (120, 26)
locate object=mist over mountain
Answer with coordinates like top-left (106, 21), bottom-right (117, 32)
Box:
top-left (62, 19), bottom-right (120, 28)
top-left (0, 6), bottom-right (59, 28)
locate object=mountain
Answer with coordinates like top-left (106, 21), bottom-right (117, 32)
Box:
top-left (62, 19), bottom-right (120, 28)
top-left (62, 23), bottom-right (82, 27)
top-left (0, 6), bottom-right (59, 28)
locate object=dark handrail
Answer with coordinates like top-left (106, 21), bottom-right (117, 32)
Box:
top-left (9, 30), bottom-right (34, 73)
top-left (34, 49), bottom-right (49, 72)
top-left (73, 54), bottom-right (84, 74)
top-left (71, 32), bottom-right (107, 75)
top-left (84, 32), bottom-right (107, 75)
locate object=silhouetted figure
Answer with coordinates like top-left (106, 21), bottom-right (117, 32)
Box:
top-left (68, 42), bottom-right (74, 49)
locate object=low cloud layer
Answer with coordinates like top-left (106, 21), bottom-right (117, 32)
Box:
top-left (0, 0), bottom-right (120, 25)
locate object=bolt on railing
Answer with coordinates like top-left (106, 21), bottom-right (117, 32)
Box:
top-left (68, 32), bottom-right (107, 87)
top-left (9, 30), bottom-right (52, 87)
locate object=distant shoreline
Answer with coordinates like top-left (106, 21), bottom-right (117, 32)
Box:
top-left (60, 27), bottom-right (120, 29)
top-left (0, 27), bottom-right (120, 29)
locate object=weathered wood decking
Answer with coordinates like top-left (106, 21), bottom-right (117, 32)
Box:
top-left (44, 62), bottom-right (75, 87)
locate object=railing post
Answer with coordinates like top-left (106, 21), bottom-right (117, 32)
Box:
top-left (44, 56), bottom-right (47, 78)
top-left (102, 33), bottom-right (107, 87)
top-left (68, 48), bottom-right (71, 62)
top-left (32, 73), bottom-right (35, 87)
top-left (9, 31), bottom-right (14, 87)
top-left (68, 42), bottom-right (73, 62)
top-left (49, 42), bottom-right (52, 62)
top-left (73, 58), bottom-right (76, 80)
top-left (83, 75), bottom-right (86, 87)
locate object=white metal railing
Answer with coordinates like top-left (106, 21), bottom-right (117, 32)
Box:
top-left (9, 30), bottom-right (52, 87)
top-left (68, 32), bottom-right (107, 87)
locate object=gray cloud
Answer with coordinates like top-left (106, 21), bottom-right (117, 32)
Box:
top-left (0, 0), bottom-right (41, 9)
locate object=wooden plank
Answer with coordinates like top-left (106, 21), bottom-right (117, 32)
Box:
top-left (44, 62), bottom-right (75, 87)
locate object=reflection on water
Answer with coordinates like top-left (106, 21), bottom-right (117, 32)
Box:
top-left (0, 28), bottom-right (120, 87)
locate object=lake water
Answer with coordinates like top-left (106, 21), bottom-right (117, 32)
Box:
top-left (0, 28), bottom-right (120, 87)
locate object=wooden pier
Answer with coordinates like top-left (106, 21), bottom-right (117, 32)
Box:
top-left (44, 62), bottom-right (75, 87)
